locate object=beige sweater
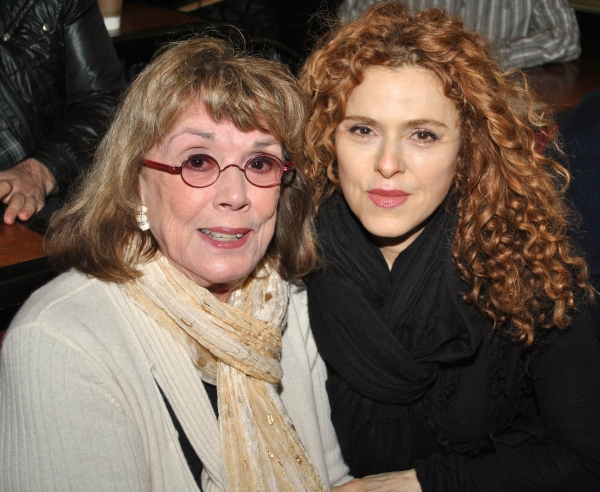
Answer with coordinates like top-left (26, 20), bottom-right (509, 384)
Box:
top-left (0, 271), bottom-right (349, 491)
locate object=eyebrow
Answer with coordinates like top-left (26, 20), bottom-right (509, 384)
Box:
top-left (165, 130), bottom-right (279, 150)
top-left (166, 128), bottom-right (215, 145)
top-left (342, 115), bottom-right (377, 126)
top-left (252, 138), bottom-right (279, 149)
top-left (342, 115), bottom-right (449, 129)
top-left (406, 118), bottom-right (449, 129)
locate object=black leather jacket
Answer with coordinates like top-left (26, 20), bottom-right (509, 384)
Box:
top-left (0, 0), bottom-right (124, 193)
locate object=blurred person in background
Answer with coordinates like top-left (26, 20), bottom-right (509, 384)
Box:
top-left (0, 0), bottom-right (124, 225)
top-left (339, 0), bottom-right (581, 70)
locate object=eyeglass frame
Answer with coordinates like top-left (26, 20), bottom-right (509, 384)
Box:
top-left (141, 152), bottom-right (295, 189)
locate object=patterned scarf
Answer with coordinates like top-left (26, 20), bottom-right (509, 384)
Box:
top-left (125, 255), bottom-right (326, 491)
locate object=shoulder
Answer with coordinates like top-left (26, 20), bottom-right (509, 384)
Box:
top-left (529, 307), bottom-right (600, 373)
top-left (14, 270), bottom-right (119, 325)
top-left (4, 271), bottom-right (137, 366)
top-left (281, 281), bottom-right (322, 379)
top-left (561, 90), bottom-right (600, 137)
top-left (287, 281), bottom-right (309, 327)
top-left (284, 281), bottom-right (313, 349)
top-left (282, 281), bottom-right (314, 365)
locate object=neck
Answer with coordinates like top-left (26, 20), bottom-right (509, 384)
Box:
top-left (208, 285), bottom-right (234, 303)
top-left (375, 225), bottom-right (426, 269)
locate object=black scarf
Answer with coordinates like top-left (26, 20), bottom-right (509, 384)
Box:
top-left (307, 192), bottom-right (486, 405)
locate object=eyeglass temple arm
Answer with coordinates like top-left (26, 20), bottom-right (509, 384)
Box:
top-left (142, 159), bottom-right (181, 173)
top-left (283, 162), bottom-right (295, 172)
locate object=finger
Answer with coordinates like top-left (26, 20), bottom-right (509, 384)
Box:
top-left (3, 193), bottom-right (25, 225)
top-left (0, 180), bottom-right (13, 200)
top-left (3, 207), bottom-right (17, 225)
top-left (17, 195), bottom-right (41, 221)
top-left (332, 480), bottom-right (361, 492)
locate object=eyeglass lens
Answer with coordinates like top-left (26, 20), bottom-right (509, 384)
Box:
top-left (182, 154), bottom-right (284, 188)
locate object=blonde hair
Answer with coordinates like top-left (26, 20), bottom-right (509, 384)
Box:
top-left (47, 36), bottom-right (317, 282)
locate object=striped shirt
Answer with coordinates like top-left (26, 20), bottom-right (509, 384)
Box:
top-left (338, 0), bottom-right (581, 69)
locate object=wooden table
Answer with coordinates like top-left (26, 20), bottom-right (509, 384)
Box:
top-left (0, 222), bottom-right (55, 312)
top-left (524, 54), bottom-right (600, 117)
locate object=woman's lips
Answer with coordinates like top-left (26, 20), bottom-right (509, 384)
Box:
top-left (367, 189), bottom-right (409, 208)
top-left (199, 227), bottom-right (251, 248)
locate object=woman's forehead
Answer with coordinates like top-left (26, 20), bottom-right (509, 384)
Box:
top-left (150, 107), bottom-right (280, 158)
top-left (344, 67), bottom-right (459, 124)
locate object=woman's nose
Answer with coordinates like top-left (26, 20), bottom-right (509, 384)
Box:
top-left (212, 164), bottom-right (251, 210)
top-left (375, 141), bottom-right (406, 178)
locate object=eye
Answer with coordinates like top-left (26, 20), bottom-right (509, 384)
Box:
top-left (246, 155), bottom-right (276, 174)
top-left (349, 125), bottom-right (375, 137)
top-left (411, 130), bottom-right (438, 142)
top-left (184, 154), bottom-right (217, 172)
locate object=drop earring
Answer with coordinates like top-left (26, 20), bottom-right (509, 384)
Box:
top-left (136, 205), bottom-right (150, 231)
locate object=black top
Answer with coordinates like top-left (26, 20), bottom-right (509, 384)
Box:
top-left (308, 193), bottom-right (600, 492)
top-left (556, 89), bottom-right (600, 330)
top-left (159, 381), bottom-right (218, 491)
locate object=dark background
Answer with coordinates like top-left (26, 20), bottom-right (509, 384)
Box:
top-left (124, 0), bottom-right (342, 60)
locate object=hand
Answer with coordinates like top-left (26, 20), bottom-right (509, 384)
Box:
top-left (333, 469), bottom-right (422, 492)
top-left (0, 158), bottom-right (58, 224)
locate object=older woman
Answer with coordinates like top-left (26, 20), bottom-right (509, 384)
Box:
top-left (0, 38), bottom-right (349, 491)
top-left (300, 3), bottom-right (600, 491)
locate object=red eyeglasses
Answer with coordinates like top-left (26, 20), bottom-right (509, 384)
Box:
top-left (142, 153), bottom-right (295, 188)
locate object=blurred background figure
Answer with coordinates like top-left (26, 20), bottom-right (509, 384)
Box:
top-left (0, 0), bottom-right (125, 226)
top-left (167, 0), bottom-right (280, 41)
top-left (339, 0), bottom-right (581, 70)
top-left (126, 0), bottom-right (341, 73)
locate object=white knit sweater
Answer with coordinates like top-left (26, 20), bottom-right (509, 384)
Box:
top-left (0, 271), bottom-right (349, 491)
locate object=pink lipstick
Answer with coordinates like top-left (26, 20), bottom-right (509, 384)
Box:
top-left (367, 189), bottom-right (409, 208)
top-left (199, 227), bottom-right (251, 249)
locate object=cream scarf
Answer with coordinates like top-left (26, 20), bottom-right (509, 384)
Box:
top-left (124, 255), bottom-right (327, 491)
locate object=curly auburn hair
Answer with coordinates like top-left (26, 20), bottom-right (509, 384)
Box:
top-left (300, 1), bottom-right (593, 345)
